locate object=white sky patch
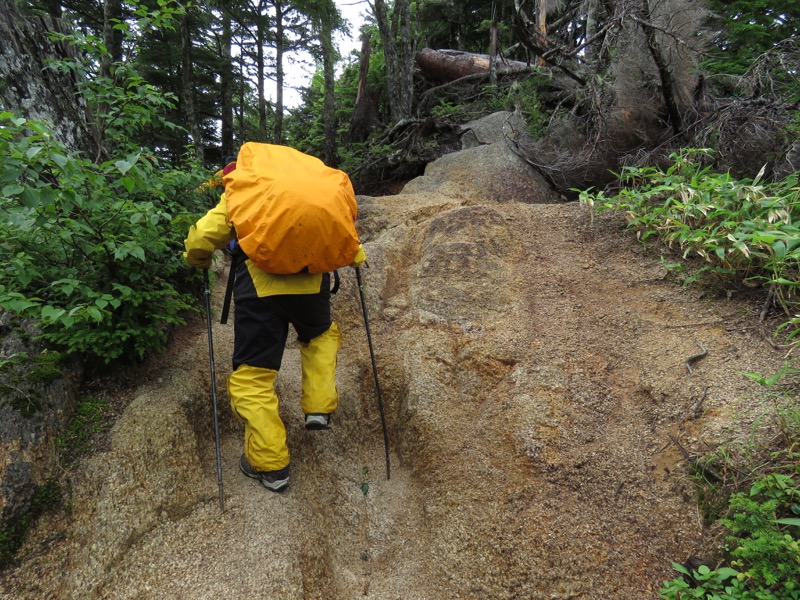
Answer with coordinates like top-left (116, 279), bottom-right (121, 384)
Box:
top-left (278, 0), bottom-right (370, 108)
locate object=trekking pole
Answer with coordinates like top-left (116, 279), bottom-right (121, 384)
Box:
top-left (355, 266), bottom-right (390, 480)
top-left (203, 269), bottom-right (225, 510)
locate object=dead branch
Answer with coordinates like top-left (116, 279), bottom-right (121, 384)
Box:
top-left (669, 433), bottom-right (724, 483)
top-left (685, 341), bottom-right (708, 375)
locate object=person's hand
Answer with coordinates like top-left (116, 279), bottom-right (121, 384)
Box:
top-left (183, 249), bottom-right (212, 269)
top-left (350, 245), bottom-right (367, 268)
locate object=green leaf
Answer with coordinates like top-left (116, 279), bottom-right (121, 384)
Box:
top-left (41, 305), bottom-right (66, 322)
top-left (3, 184), bottom-right (24, 196)
top-left (121, 176), bottom-right (135, 193)
top-left (671, 562), bottom-right (691, 576)
top-left (130, 246), bottom-right (146, 262)
top-left (51, 153), bottom-right (68, 168)
top-left (18, 188), bottom-right (40, 208)
top-left (714, 567), bottom-right (740, 580)
top-left (5, 298), bottom-right (39, 313)
top-left (775, 518), bottom-right (800, 526)
top-left (86, 307), bottom-right (103, 322)
top-left (115, 153), bottom-right (140, 175)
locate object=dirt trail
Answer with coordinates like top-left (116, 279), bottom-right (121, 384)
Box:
top-left (0, 195), bottom-right (787, 599)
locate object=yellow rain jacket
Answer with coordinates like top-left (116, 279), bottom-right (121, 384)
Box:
top-left (183, 193), bottom-right (365, 297)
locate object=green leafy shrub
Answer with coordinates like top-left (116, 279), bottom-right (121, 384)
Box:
top-left (0, 1), bottom-right (215, 364)
top-left (660, 472), bottom-right (800, 599)
top-left (0, 114), bottom-right (206, 363)
top-left (579, 148), bottom-right (800, 349)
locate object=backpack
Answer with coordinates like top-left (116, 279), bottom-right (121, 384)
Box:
top-left (223, 142), bottom-right (360, 274)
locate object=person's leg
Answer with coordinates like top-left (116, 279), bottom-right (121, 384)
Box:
top-left (299, 323), bottom-right (341, 417)
top-left (229, 298), bottom-right (290, 474)
top-left (282, 274), bottom-right (341, 422)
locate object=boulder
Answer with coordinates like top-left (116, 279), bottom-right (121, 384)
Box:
top-left (0, 313), bottom-right (81, 561)
top-left (402, 111), bottom-right (561, 204)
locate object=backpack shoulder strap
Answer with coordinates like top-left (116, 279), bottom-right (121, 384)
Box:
top-left (220, 243), bottom-right (245, 325)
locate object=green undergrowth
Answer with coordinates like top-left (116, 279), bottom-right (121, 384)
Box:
top-left (0, 6), bottom-right (212, 366)
top-left (579, 148), bottom-right (800, 352)
top-left (0, 350), bottom-right (68, 417)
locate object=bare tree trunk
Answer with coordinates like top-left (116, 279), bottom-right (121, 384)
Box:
top-left (349, 32), bottom-right (381, 142)
top-left (179, 10), bottom-right (204, 162)
top-left (0, 0), bottom-right (95, 154)
top-left (320, 8), bottom-right (338, 167)
top-left (256, 23), bottom-right (269, 138)
top-left (372, 0), bottom-right (414, 123)
top-left (638, 0), bottom-right (683, 135)
top-left (273, 0), bottom-right (285, 144)
top-left (397, 0), bottom-right (414, 119)
top-left (101, 0), bottom-right (123, 78)
top-left (238, 57), bottom-right (246, 142)
top-left (372, 0), bottom-right (401, 124)
top-left (250, 0), bottom-right (270, 140)
top-left (536, 0), bottom-right (547, 66)
top-left (489, 13), bottom-right (499, 85)
top-left (220, 4), bottom-right (234, 159)
top-left (584, 0), bottom-right (599, 65)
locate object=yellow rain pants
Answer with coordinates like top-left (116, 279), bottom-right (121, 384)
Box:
top-left (300, 322), bottom-right (342, 416)
top-left (228, 365), bottom-right (288, 472)
top-left (228, 323), bottom-right (342, 472)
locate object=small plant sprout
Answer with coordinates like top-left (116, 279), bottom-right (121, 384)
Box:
top-left (360, 466), bottom-right (370, 496)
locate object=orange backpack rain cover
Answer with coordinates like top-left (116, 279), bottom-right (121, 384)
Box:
top-left (223, 143), bottom-right (360, 274)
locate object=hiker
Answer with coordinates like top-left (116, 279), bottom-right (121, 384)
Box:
top-left (183, 147), bottom-right (365, 492)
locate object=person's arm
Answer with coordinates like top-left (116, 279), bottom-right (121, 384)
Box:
top-left (183, 194), bottom-right (235, 268)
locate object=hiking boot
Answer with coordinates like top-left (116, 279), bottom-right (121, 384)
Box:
top-left (304, 413), bottom-right (331, 430)
top-left (239, 454), bottom-right (290, 492)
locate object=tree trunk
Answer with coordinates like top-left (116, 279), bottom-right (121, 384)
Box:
top-left (489, 17), bottom-right (499, 85)
top-left (179, 10), bottom-right (204, 162)
top-left (273, 0), bottom-right (285, 144)
top-left (535, 0), bottom-right (547, 66)
top-left (374, 0), bottom-right (414, 124)
top-left (0, 0), bottom-right (95, 154)
top-left (397, 0), bottom-right (414, 119)
top-left (220, 4), bottom-right (234, 159)
top-left (252, 0), bottom-right (269, 140)
top-left (415, 48), bottom-right (531, 81)
top-left (638, 0), bottom-right (683, 135)
top-left (320, 8), bottom-right (338, 167)
top-left (101, 0), bottom-right (123, 78)
top-left (349, 32), bottom-right (381, 142)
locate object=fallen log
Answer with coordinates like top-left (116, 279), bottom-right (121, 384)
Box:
top-left (415, 48), bottom-right (534, 82)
